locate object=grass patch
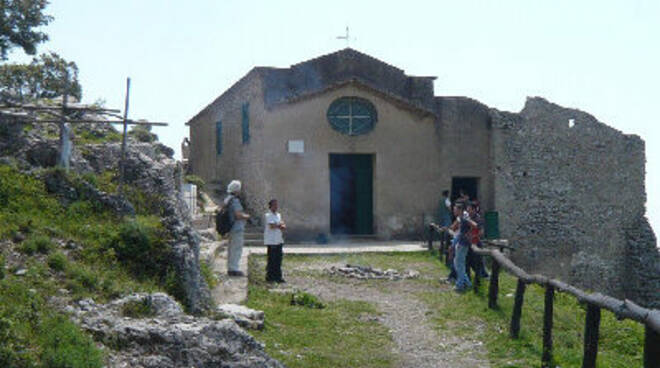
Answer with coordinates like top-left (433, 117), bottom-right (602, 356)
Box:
top-left (251, 251), bottom-right (645, 368)
top-left (246, 255), bottom-right (397, 368)
top-left (0, 164), bottom-right (179, 361)
top-left (0, 279), bottom-right (104, 368)
top-left (417, 256), bottom-right (645, 367)
top-left (46, 251), bottom-right (68, 272)
top-left (73, 126), bottom-right (121, 144)
top-left (19, 234), bottom-right (54, 255)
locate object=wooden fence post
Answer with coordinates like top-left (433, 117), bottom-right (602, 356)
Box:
top-left (645, 325), bottom-right (660, 368)
top-left (473, 269), bottom-right (480, 294)
top-left (542, 285), bottom-right (554, 368)
top-left (582, 303), bottom-right (601, 368)
top-left (488, 260), bottom-right (500, 309)
top-left (427, 225), bottom-right (433, 251)
top-left (510, 278), bottom-right (526, 338)
top-left (118, 77), bottom-right (131, 194)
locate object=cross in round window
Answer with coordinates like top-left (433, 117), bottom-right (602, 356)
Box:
top-left (327, 97), bottom-right (377, 136)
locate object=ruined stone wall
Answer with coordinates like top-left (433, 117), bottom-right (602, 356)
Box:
top-left (491, 97), bottom-right (659, 307)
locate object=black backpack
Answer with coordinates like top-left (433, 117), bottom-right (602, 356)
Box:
top-left (215, 196), bottom-right (235, 236)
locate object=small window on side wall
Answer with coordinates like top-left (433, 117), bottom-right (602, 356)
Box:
top-left (242, 102), bottom-right (250, 144)
top-left (216, 120), bottom-right (222, 155)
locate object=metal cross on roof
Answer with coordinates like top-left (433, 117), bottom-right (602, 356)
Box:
top-left (336, 26), bottom-right (354, 48)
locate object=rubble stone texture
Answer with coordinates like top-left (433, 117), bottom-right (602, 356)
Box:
top-left (69, 293), bottom-right (283, 368)
top-left (491, 97), bottom-right (659, 308)
top-left (327, 264), bottom-right (420, 280)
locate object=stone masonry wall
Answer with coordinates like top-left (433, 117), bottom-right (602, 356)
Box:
top-left (491, 97), bottom-right (659, 308)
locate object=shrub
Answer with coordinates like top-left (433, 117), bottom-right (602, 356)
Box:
top-left (164, 266), bottom-right (187, 310)
top-left (39, 315), bottom-right (104, 368)
top-left (128, 126), bottom-right (157, 143)
top-left (184, 175), bottom-right (206, 191)
top-left (20, 235), bottom-right (54, 255)
top-left (109, 216), bottom-right (170, 279)
top-left (67, 264), bottom-right (99, 293)
top-left (291, 291), bottom-right (326, 309)
top-left (121, 297), bottom-right (156, 318)
top-left (47, 251), bottom-right (68, 272)
top-left (200, 261), bottom-right (217, 289)
top-left (0, 255), bottom-right (4, 279)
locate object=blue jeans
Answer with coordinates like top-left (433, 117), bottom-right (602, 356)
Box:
top-left (454, 243), bottom-right (472, 290)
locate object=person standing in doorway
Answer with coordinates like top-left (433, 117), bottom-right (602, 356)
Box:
top-left (453, 202), bottom-right (476, 292)
top-left (225, 180), bottom-right (250, 277)
top-left (264, 199), bottom-right (286, 283)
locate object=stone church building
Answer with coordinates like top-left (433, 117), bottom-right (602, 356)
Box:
top-left (187, 48), bottom-right (658, 307)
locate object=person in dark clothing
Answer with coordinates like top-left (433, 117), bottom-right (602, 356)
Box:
top-left (467, 201), bottom-right (489, 279)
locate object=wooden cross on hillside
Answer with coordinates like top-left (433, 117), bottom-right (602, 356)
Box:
top-left (0, 77), bottom-right (167, 192)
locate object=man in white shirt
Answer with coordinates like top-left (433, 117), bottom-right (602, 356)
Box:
top-left (264, 199), bottom-right (286, 283)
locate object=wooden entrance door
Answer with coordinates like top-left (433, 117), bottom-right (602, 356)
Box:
top-left (329, 154), bottom-right (373, 235)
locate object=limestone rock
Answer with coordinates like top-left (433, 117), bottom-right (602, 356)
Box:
top-left (216, 304), bottom-right (265, 330)
top-left (70, 293), bottom-right (283, 368)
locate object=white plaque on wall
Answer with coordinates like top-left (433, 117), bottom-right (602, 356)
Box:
top-left (288, 140), bottom-right (304, 153)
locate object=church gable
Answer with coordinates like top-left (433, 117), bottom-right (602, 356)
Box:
top-left (259, 48), bottom-right (437, 114)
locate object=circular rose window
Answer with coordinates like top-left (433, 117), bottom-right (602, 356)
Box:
top-left (326, 97), bottom-right (377, 135)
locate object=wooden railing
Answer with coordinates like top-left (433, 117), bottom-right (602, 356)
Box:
top-left (428, 223), bottom-right (660, 368)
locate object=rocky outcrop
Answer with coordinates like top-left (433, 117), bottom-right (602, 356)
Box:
top-left (42, 168), bottom-right (135, 215)
top-left (68, 293), bottom-right (283, 368)
top-left (0, 120), bottom-right (212, 314)
top-left (216, 304), bottom-right (265, 330)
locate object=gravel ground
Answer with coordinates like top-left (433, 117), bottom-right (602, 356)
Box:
top-left (265, 257), bottom-right (491, 368)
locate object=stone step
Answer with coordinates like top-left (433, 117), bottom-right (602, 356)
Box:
top-left (199, 240), bottom-right (225, 263)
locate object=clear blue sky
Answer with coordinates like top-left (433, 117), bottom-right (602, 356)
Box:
top-left (6, 1), bottom-right (660, 237)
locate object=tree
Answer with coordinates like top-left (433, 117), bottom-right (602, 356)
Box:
top-left (0, 52), bottom-right (82, 102)
top-left (0, 0), bottom-right (53, 60)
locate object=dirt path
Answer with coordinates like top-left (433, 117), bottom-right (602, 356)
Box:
top-left (282, 261), bottom-right (490, 368)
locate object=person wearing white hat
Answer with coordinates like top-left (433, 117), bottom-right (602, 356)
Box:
top-left (225, 180), bottom-right (250, 276)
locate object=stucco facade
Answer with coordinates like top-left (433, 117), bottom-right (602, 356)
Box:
top-left (187, 49), bottom-right (497, 240)
top-left (187, 48), bottom-right (658, 307)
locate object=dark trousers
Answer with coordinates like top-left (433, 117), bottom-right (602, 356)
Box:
top-left (466, 245), bottom-right (489, 280)
top-left (266, 244), bottom-right (283, 282)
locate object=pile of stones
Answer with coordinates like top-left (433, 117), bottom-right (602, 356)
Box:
top-left (327, 264), bottom-right (420, 280)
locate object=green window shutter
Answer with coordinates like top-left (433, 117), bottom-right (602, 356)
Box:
top-left (216, 120), bottom-right (222, 155)
top-left (241, 102), bottom-right (250, 144)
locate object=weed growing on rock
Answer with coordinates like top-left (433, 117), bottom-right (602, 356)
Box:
top-left (121, 297), bottom-right (156, 318)
top-left (290, 291), bottom-right (325, 309)
top-left (200, 261), bottom-right (217, 289)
